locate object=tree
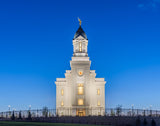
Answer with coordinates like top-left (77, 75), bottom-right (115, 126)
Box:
top-left (116, 105), bottom-right (122, 116)
top-left (111, 109), bottom-right (115, 116)
top-left (136, 117), bottom-right (141, 126)
top-left (27, 110), bottom-right (32, 120)
top-left (42, 106), bottom-right (48, 117)
top-left (11, 111), bottom-right (15, 120)
top-left (151, 119), bottom-right (156, 126)
top-left (18, 111), bottom-right (22, 120)
top-left (143, 118), bottom-right (148, 126)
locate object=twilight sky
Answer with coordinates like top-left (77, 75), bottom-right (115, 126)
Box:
top-left (0, 0), bottom-right (160, 112)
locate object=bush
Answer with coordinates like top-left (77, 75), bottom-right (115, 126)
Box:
top-left (151, 119), bottom-right (156, 126)
top-left (116, 105), bottom-right (122, 116)
top-left (18, 111), bottom-right (22, 120)
top-left (42, 106), bottom-right (48, 117)
top-left (27, 111), bottom-right (32, 120)
top-left (136, 117), bottom-right (141, 126)
top-left (143, 118), bottom-right (147, 126)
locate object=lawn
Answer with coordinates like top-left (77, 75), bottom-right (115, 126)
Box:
top-left (0, 121), bottom-right (108, 126)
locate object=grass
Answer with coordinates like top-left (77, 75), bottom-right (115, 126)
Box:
top-left (0, 121), bottom-right (109, 126)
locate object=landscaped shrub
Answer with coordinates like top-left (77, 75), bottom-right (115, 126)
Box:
top-left (18, 111), bottom-right (22, 120)
top-left (11, 111), bottom-right (15, 120)
top-left (27, 111), bottom-right (32, 120)
top-left (143, 118), bottom-right (148, 126)
top-left (42, 106), bottom-right (48, 117)
top-left (116, 105), bottom-right (122, 116)
top-left (111, 109), bottom-right (115, 116)
top-left (151, 119), bottom-right (156, 126)
top-left (135, 117), bottom-right (141, 126)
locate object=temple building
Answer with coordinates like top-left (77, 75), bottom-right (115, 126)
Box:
top-left (55, 20), bottom-right (106, 116)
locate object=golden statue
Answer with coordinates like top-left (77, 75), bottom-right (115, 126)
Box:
top-left (78, 17), bottom-right (81, 26)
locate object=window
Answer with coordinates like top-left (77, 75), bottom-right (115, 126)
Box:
top-left (97, 89), bottom-right (100, 95)
top-left (61, 100), bottom-right (64, 106)
top-left (78, 84), bottom-right (84, 95)
top-left (78, 99), bottom-right (84, 105)
top-left (61, 89), bottom-right (64, 96)
top-left (79, 42), bottom-right (82, 52)
top-left (97, 101), bottom-right (100, 106)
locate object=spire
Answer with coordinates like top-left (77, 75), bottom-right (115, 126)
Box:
top-left (73, 18), bottom-right (87, 40)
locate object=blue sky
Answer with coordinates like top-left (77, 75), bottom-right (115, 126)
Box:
top-left (0, 0), bottom-right (160, 112)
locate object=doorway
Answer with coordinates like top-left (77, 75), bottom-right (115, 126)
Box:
top-left (76, 109), bottom-right (85, 116)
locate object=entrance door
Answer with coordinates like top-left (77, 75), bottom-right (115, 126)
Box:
top-left (78, 111), bottom-right (83, 116)
top-left (76, 109), bottom-right (85, 116)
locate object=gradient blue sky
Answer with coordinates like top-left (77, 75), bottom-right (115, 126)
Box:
top-left (0, 0), bottom-right (160, 112)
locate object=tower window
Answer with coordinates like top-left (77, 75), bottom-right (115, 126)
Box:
top-left (79, 42), bottom-right (82, 52)
top-left (78, 99), bottom-right (84, 105)
top-left (78, 84), bottom-right (84, 95)
top-left (61, 89), bottom-right (64, 96)
top-left (97, 101), bottom-right (101, 106)
top-left (97, 89), bottom-right (100, 95)
top-left (61, 100), bottom-right (64, 106)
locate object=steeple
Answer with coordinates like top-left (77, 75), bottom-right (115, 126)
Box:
top-left (72, 19), bottom-right (88, 57)
top-left (73, 26), bottom-right (87, 40)
top-left (73, 18), bottom-right (87, 40)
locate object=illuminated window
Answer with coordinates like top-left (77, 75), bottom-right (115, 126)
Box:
top-left (61, 100), bottom-right (64, 106)
top-left (61, 89), bottom-right (64, 96)
top-left (97, 101), bottom-right (101, 106)
top-left (97, 89), bottom-right (100, 95)
top-left (78, 99), bottom-right (84, 105)
top-left (78, 84), bottom-right (84, 95)
top-left (79, 42), bottom-right (82, 52)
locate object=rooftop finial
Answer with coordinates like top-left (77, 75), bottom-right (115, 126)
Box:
top-left (78, 17), bottom-right (81, 26)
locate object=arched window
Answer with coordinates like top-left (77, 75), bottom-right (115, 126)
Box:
top-left (78, 99), bottom-right (84, 105)
top-left (61, 89), bottom-right (64, 96)
top-left (97, 101), bottom-right (101, 106)
top-left (61, 100), bottom-right (64, 106)
top-left (78, 84), bottom-right (84, 95)
top-left (97, 89), bottom-right (100, 95)
top-left (79, 42), bottom-right (82, 52)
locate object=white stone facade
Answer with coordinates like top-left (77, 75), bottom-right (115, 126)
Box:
top-left (55, 26), bottom-right (106, 116)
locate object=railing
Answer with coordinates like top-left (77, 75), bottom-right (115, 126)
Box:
top-left (0, 108), bottom-right (160, 119)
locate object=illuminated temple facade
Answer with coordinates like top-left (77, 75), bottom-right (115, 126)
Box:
top-left (55, 22), bottom-right (106, 116)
